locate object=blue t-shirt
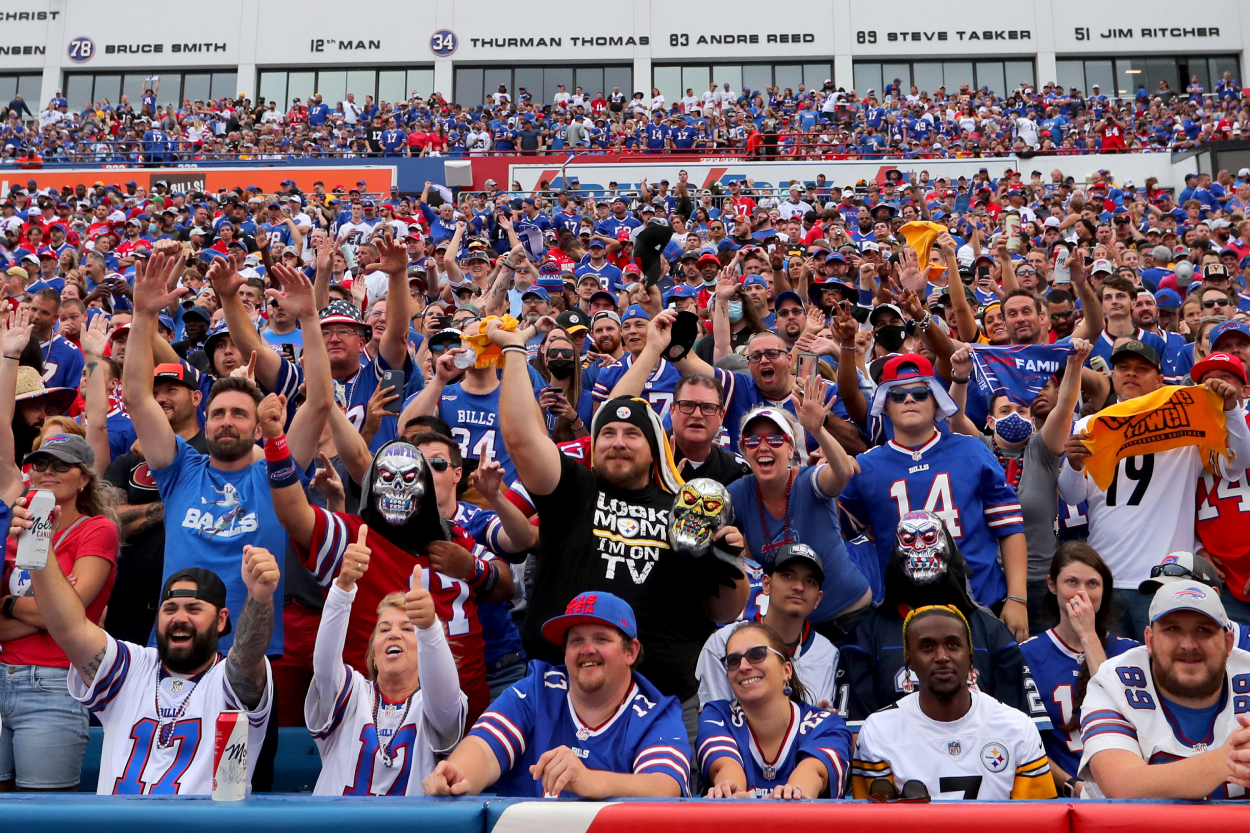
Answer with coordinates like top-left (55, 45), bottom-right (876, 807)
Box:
top-left (468, 661), bottom-right (691, 797)
top-left (696, 698), bottom-right (851, 796)
top-left (150, 437), bottom-right (287, 655)
top-left (727, 465), bottom-right (870, 623)
top-left (455, 501), bottom-right (524, 664)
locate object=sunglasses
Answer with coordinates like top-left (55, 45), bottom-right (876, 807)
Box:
top-left (1203, 299), bottom-right (1231, 308)
top-left (776, 307), bottom-right (806, 318)
top-left (887, 386), bottom-right (932, 403)
top-left (1149, 563), bottom-right (1200, 580)
top-left (1049, 310), bottom-right (1074, 320)
top-left (675, 399), bottom-right (720, 415)
top-left (31, 458), bottom-right (74, 473)
top-left (743, 432), bottom-right (788, 449)
top-left (721, 644), bottom-right (787, 672)
top-left (868, 778), bottom-right (931, 803)
top-left (426, 457), bottom-right (451, 472)
top-left (546, 348), bottom-right (576, 360)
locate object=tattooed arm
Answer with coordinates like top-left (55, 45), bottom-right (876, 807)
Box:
top-left (82, 357), bottom-right (114, 470)
top-left (225, 546), bottom-right (280, 710)
top-left (481, 253), bottom-right (514, 319)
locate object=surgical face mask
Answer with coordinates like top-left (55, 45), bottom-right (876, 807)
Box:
top-left (148, 223), bottom-right (158, 235)
top-left (727, 300), bottom-right (744, 323)
top-left (875, 324), bottom-right (906, 354)
top-left (993, 411), bottom-right (1034, 444)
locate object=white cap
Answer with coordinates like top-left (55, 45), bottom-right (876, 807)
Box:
top-left (1091, 259), bottom-right (1114, 274)
top-left (1043, 217), bottom-right (1062, 228)
top-left (1148, 580), bottom-right (1229, 628)
top-left (1239, 168), bottom-right (1250, 178)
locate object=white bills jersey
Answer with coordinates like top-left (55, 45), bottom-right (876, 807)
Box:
top-left (69, 634), bottom-right (272, 795)
top-left (852, 689), bottom-right (1056, 800)
top-left (1078, 643), bottom-right (1250, 799)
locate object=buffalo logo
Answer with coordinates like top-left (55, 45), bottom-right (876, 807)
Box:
top-left (1162, 554), bottom-right (1181, 564)
top-left (1173, 587), bottom-right (1207, 600)
top-left (981, 743), bottom-right (1009, 772)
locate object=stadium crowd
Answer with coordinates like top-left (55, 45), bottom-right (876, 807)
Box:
top-left (2, 157), bottom-right (1250, 802)
top-left (3, 69), bottom-right (1249, 164)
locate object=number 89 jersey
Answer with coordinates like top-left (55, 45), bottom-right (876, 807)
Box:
top-left (1078, 644), bottom-right (1250, 799)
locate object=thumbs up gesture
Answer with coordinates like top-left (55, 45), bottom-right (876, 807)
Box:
top-left (336, 525), bottom-right (371, 592)
top-left (405, 564), bottom-right (437, 630)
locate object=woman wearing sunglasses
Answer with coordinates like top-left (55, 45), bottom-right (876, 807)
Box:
top-left (697, 622), bottom-right (851, 799)
top-left (535, 329), bottom-right (591, 443)
top-left (1, 433), bottom-right (118, 791)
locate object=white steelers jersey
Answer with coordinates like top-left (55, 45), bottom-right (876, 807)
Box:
top-left (852, 689), bottom-right (1055, 800)
top-left (69, 634), bottom-right (272, 795)
top-left (1078, 644), bottom-right (1250, 800)
top-left (306, 584), bottom-right (467, 796)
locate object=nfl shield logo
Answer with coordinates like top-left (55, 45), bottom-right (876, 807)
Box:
top-left (947, 740), bottom-right (961, 757)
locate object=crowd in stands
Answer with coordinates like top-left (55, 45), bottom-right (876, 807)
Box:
top-left (3, 158), bottom-right (1250, 802)
top-left (1, 69), bottom-right (1248, 164)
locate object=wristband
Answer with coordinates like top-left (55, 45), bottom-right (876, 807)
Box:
top-left (264, 434), bottom-right (290, 462)
top-left (1, 595), bottom-right (16, 619)
top-left (1006, 595), bottom-right (1027, 606)
top-left (466, 557), bottom-right (499, 595)
top-left (950, 375), bottom-right (970, 384)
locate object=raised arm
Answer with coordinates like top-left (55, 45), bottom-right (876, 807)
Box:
top-left (481, 248), bottom-right (517, 318)
top-left (79, 315), bottom-right (115, 470)
top-left (208, 256), bottom-right (285, 394)
top-left (327, 404), bottom-right (372, 486)
top-left (488, 319), bottom-right (563, 496)
top-left (946, 346), bottom-right (983, 438)
top-left (312, 237), bottom-right (335, 311)
top-left (267, 262), bottom-right (329, 470)
top-left (794, 376), bottom-right (855, 495)
top-left (1070, 250), bottom-right (1104, 341)
top-left (443, 221), bottom-right (467, 286)
top-left (1041, 339), bottom-right (1091, 456)
top-left (0, 309), bottom-right (32, 501)
top-left (994, 238), bottom-right (1019, 293)
top-left (121, 252), bottom-right (188, 471)
top-left (364, 236), bottom-right (412, 370)
top-left (225, 545), bottom-right (279, 710)
top-left (469, 461), bottom-right (539, 554)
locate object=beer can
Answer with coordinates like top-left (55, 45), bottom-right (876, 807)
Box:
top-left (1004, 211), bottom-right (1022, 252)
top-left (212, 710), bottom-right (248, 801)
top-left (14, 490), bottom-right (56, 571)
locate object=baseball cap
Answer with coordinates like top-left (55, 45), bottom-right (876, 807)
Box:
top-left (868, 303), bottom-right (905, 327)
top-left (1139, 552), bottom-right (1223, 595)
top-left (1147, 579), bottom-right (1229, 628)
top-left (742, 275), bottom-right (768, 290)
top-left (739, 406), bottom-right (797, 446)
top-left (766, 542), bottom-right (825, 584)
top-left (161, 567), bottom-right (232, 635)
top-left (1153, 288), bottom-right (1183, 310)
top-left (667, 284), bottom-right (699, 300)
top-left (620, 304), bottom-right (650, 323)
top-left (319, 299), bottom-right (368, 330)
top-left (696, 251), bottom-right (721, 267)
top-left (1210, 320), bottom-right (1250, 351)
top-left (775, 290), bottom-right (804, 310)
top-left (427, 328), bottom-right (463, 350)
top-left (1204, 263), bottom-right (1231, 281)
top-left (521, 286), bottom-right (549, 303)
top-left (591, 310), bottom-right (621, 326)
top-left (589, 290), bottom-right (617, 308)
top-left (1190, 351), bottom-right (1247, 385)
top-left (540, 591), bottom-right (638, 644)
top-left (556, 309), bottom-right (589, 335)
top-left (1109, 339), bottom-right (1161, 371)
top-left (24, 433), bottom-right (94, 469)
top-left (1090, 259), bottom-right (1114, 275)
top-left (182, 306), bottom-right (212, 324)
top-left (153, 362), bottom-right (198, 390)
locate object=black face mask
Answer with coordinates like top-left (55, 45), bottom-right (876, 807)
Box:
top-left (876, 324), bottom-right (907, 354)
top-left (547, 360), bottom-right (577, 379)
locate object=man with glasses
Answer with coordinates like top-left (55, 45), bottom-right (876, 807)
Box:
top-left (1199, 285), bottom-right (1236, 320)
top-left (773, 290), bottom-right (808, 350)
top-left (1046, 288), bottom-right (1078, 342)
top-left (669, 374), bottom-right (749, 486)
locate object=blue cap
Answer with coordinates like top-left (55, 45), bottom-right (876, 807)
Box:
top-left (1154, 288), bottom-right (1183, 309)
top-left (589, 289), bottom-right (617, 307)
top-left (717, 239), bottom-right (741, 252)
top-left (157, 313), bottom-right (175, 332)
top-left (521, 285), bottom-right (550, 302)
top-left (523, 197), bottom-right (537, 206)
top-left (775, 290), bottom-right (804, 309)
top-left (541, 591), bottom-right (638, 644)
top-left (621, 304), bottom-right (650, 323)
top-left (825, 252), bottom-right (847, 264)
top-left (668, 284), bottom-right (699, 299)
top-left (1211, 319), bottom-right (1250, 350)
top-left (742, 275), bottom-right (768, 289)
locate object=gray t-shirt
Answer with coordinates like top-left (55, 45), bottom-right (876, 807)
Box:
top-left (979, 433), bottom-right (1063, 582)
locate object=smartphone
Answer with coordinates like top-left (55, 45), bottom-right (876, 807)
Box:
top-left (797, 352), bottom-right (819, 386)
top-left (380, 370), bottom-right (404, 414)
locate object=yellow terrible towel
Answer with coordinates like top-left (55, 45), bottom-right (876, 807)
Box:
top-left (462, 315), bottom-right (521, 369)
top-left (898, 221), bottom-right (948, 280)
top-left (1079, 384), bottom-right (1229, 491)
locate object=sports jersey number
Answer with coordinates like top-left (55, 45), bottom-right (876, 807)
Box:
top-left (631, 692), bottom-right (657, 717)
top-left (418, 567), bottom-right (470, 636)
top-left (1105, 455), bottom-right (1154, 507)
top-left (647, 391), bottom-right (674, 421)
top-left (1197, 472), bottom-right (1250, 519)
top-left (1234, 673), bottom-right (1250, 714)
top-left (1117, 666), bottom-right (1156, 710)
top-left (888, 474), bottom-right (963, 536)
top-left (113, 718), bottom-right (202, 794)
top-left (450, 427), bottom-right (497, 465)
top-left (344, 724), bottom-right (418, 795)
top-left (1052, 684), bottom-right (1082, 753)
top-left (346, 404), bottom-right (367, 431)
top-left (939, 775), bottom-right (982, 799)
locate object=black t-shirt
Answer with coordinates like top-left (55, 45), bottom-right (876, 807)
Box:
top-left (674, 443), bottom-right (751, 487)
top-left (526, 454), bottom-right (732, 701)
top-left (368, 127), bottom-right (385, 154)
top-left (103, 431), bottom-right (209, 646)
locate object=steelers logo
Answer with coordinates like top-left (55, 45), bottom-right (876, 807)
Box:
top-left (980, 742), bottom-right (1009, 773)
top-left (617, 518), bottom-right (640, 538)
top-left (616, 406), bottom-right (631, 419)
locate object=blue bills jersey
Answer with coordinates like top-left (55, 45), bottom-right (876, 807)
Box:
top-left (438, 382), bottom-right (515, 484)
top-left (839, 432), bottom-right (1024, 606)
top-left (696, 698), bottom-right (850, 797)
top-left (41, 334), bottom-right (84, 390)
top-left (468, 660), bottom-right (691, 797)
top-left (1019, 628), bottom-right (1138, 778)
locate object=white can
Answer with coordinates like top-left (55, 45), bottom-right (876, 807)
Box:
top-left (212, 709), bottom-right (248, 801)
top-left (14, 489), bottom-right (56, 572)
top-left (1004, 211), bottom-right (1022, 252)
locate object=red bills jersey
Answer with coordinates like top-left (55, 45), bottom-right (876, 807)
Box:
top-left (1195, 413), bottom-right (1250, 602)
top-left (299, 507), bottom-right (490, 721)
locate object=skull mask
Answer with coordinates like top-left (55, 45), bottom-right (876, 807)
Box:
top-left (669, 478), bottom-right (732, 557)
top-left (371, 444), bottom-right (427, 525)
top-left (895, 510), bottom-right (950, 585)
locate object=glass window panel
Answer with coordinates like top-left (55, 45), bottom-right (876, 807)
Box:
top-left (154, 75), bottom-right (180, 109)
top-left (1186, 60), bottom-right (1210, 95)
top-left (211, 72), bottom-right (236, 103)
top-left (1054, 61), bottom-right (1083, 96)
top-left (854, 63), bottom-right (883, 96)
top-left (544, 67), bottom-right (572, 106)
top-left (182, 73), bottom-right (211, 106)
top-left (1145, 59), bottom-right (1178, 98)
top-left (913, 62), bottom-right (943, 95)
top-left (713, 65), bottom-right (742, 96)
top-left (17, 75), bottom-right (39, 107)
top-left (1004, 60), bottom-right (1034, 92)
top-left (66, 75), bottom-right (93, 110)
top-left (0, 77), bottom-right (18, 104)
top-left (682, 66), bottom-right (710, 99)
top-left (1209, 56), bottom-right (1240, 90)
top-left (286, 71), bottom-right (315, 107)
top-left (882, 63), bottom-right (911, 91)
top-left (93, 75), bottom-right (122, 108)
top-left (122, 74), bottom-right (147, 109)
top-left (803, 64), bottom-right (830, 91)
top-left (409, 69), bottom-right (434, 99)
top-left (574, 67), bottom-right (603, 99)
top-left (742, 65), bottom-right (772, 98)
top-left (774, 64), bottom-right (802, 93)
top-left (1084, 60), bottom-right (1114, 97)
top-left (456, 68), bottom-right (483, 106)
top-left (653, 66), bottom-right (681, 105)
top-left (377, 71), bottom-right (405, 106)
top-left (976, 62), bottom-right (1006, 97)
top-left (514, 67), bottom-right (541, 104)
top-left (346, 70), bottom-right (375, 102)
top-left (317, 70), bottom-right (347, 105)
top-left (943, 62), bottom-right (974, 92)
top-left (604, 66), bottom-right (631, 98)
top-left (483, 68), bottom-right (511, 103)
top-left (1115, 58), bottom-right (1144, 98)
top-left (259, 72), bottom-right (286, 108)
